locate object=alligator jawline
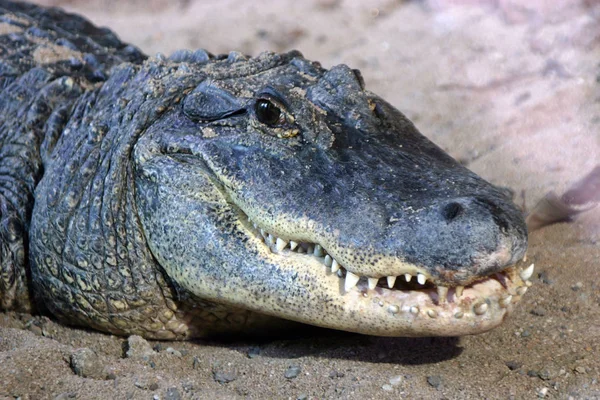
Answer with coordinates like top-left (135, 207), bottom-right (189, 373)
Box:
top-left (244, 216), bottom-right (534, 319)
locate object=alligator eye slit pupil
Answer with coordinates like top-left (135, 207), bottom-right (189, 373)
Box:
top-left (255, 99), bottom-right (282, 126)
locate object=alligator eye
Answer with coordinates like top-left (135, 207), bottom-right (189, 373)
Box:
top-left (255, 99), bottom-right (282, 126)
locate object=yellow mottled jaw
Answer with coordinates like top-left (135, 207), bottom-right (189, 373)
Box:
top-left (249, 218), bottom-right (534, 336)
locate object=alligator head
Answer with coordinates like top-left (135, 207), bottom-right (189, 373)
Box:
top-left (134, 51), bottom-right (529, 336)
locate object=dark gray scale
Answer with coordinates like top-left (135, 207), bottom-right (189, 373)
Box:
top-left (0, 0), bottom-right (145, 313)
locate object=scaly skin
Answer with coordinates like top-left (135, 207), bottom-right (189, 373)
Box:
top-left (0, 1), bottom-right (530, 339)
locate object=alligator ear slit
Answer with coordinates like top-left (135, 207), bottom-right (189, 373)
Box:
top-left (222, 108), bottom-right (247, 118)
top-left (183, 81), bottom-right (243, 122)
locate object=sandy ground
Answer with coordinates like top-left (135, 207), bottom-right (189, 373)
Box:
top-left (1, 0), bottom-right (600, 399)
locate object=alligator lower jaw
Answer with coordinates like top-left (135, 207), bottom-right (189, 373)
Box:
top-left (245, 218), bottom-right (533, 337)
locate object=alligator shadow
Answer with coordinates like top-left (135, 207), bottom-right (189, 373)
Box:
top-left (196, 327), bottom-right (463, 365)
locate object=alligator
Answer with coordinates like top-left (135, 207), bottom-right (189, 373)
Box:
top-left (0, 1), bottom-right (532, 340)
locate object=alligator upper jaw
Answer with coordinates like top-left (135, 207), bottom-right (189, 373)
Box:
top-left (244, 217), bottom-right (534, 337)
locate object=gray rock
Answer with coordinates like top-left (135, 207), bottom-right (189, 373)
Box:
top-left (165, 347), bottom-right (182, 357)
top-left (538, 271), bottom-right (554, 285)
top-left (192, 356), bottom-right (201, 369)
top-left (505, 360), bottom-right (523, 371)
top-left (213, 370), bottom-right (237, 384)
top-left (389, 375), bottom-right (403, 386)
top-left (165, 387), bottom-right (182, 400)
top-left (54, 392), bottom-right (76, 400)
top-left (284, 365), bottom-right (302, 379)
top-left (530, 307), bottom-right (546, 317)
top-left (427, 375), bottom-right (443, 389)
top-left (571, 282), bottom-right (583, 291)
top-left (134, 380), bottom-right (159, 390)
top-left (126, 335), bottom-right (154, 359)
top-left (382, 384), bottom-right (393, 391)
top-left (70, 348), bottom-right (105, 379)
top-left (329, 370), bottom-right (345, 379)
top-left (247, 346), bottom-right (261, 358)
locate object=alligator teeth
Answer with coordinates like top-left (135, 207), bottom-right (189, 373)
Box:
top-left (253, 228), bottom-right (531, 308)
top-left (499, 295), bottom-right (512, 308)
top-left (345, 271), bottom-right (360, 291)
top-left (520, 263), bottom-right (534, 281)
top-left (275, 238), bottom-right (288, 252)
top-left (387, 276), bottom-right (397, 288)
top-left (331, 259), bottom-right (340, 273)
top-left (474, 302), bottom-right (488, 315)
top-left (368, 277), bottom-right (379, 290)
top-left (436, 286), bottom-right (448, 304)
top-left (314, 244), bottom-right (325, 257)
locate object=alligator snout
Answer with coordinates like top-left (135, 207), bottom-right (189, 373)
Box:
top-left (401, 195), bottom-right (527, 283)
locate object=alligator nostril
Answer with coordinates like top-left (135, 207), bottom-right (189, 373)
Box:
top-left (442, 202), bottom-right (463, 222)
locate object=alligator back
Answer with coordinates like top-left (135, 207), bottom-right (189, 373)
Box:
top-left (0, 0), bottom-right (144, 311)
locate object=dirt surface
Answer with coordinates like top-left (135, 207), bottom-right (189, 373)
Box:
top-left (1, 0), bottom-right (600, 399)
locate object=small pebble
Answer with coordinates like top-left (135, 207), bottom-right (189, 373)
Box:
top-left (28, 324), bottom-right (43, 336)
top-left (70, 348), bottom-right (105, 379)
top-left (382, 384), bottom-right (393, 391)
top-left (297, 395), bottom-right (308, 400)
top-left (126, 335), bottom-right (154, 359)
top-left (538, 271), bottom-right (554, 285)
top-left (521, 330), bottom-right (531, 338)
top-left (192, 356), bottom-right (201, 369)
top-left (165, 387), bottom-right (181, 400)
top-left (538, 369), bottom-right (552, 380)
top-left (247, 346), bottom-right (261, 358)
top-left (427, 375), bottom-right (442, 389)
top-left (285, 365), bottom-right (302, 379)
top-left (329, 370), bottom-right (345, 379)
top-left (166, 347), bottom-right (182, 357)
top-left (538, 387), bottom-right (548, 398)
top-left (213, 370), bottom-right (237, 384)
top-left (571, 282), bottom-right (583, 291)
top-left (505, 361), bottom-right (523, 371)
top-left (574, 366), bottom-right (586, 374)
top-left (528, 370), bottom-right (539, 377)
top-left (530, 307), bottom-right (546, 317)
top-left (54, 392), bottom-right (76, 400)
top-left (389, 375), bottom-right (403, 386)
top-left (134, 381), bottom-right (159, 390)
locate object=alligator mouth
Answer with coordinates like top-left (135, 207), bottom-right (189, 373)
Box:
top-left (244, 216), bottom-right (533, 335)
